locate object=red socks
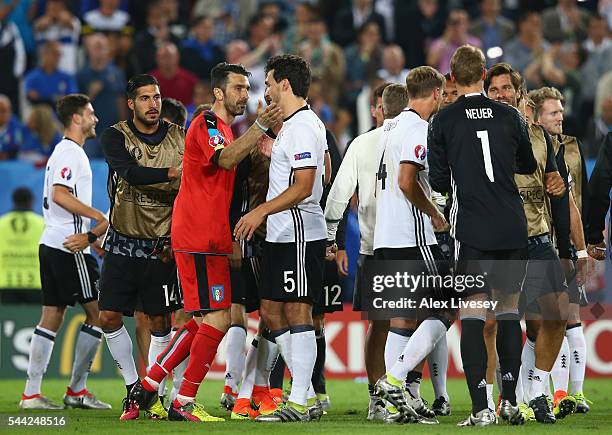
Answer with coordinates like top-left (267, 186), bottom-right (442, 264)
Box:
top-left (142, 319), bottom-right (199, 392)
top-left (174, 323), bottom-right (225, 402)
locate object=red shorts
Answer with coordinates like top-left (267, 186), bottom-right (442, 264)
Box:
top-left (175, 252), bottom-right (231, 312)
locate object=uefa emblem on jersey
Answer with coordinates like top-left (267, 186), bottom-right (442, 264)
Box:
top-left (60, 167), bottom-right (72, 180)
top-left (209, 134), bottom-right (225, 148)
top-left (130, 147), bottom-right (143, 160)
top-left (211, 285), bottom-right (225, 302)
top-left (414, 145), bottom-right (427, 160)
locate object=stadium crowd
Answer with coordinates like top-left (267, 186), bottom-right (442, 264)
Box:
top-left (1, 0), bottom-right (611, 162)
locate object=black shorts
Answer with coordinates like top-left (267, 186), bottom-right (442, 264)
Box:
top-left (313, 259), bottom-right (343, 315)
top-left (454, 241), bottom-right (528, 296)
top-left (522, 236), bottom-right (568, 314)
top-left (371, 244), bottom-right (453, 320)
top-left (352, 254), bottom-right (373, 312)
top-left (435, 232), bottom-right (452, 262)
top-left (260, 240), bottom-right (325, 303)
top-left (231, 256), bottom-right (261, 313)
top-left (39, 244), bottom-right (99, 307)
top-left (98, 252), bottom-right (182, 316)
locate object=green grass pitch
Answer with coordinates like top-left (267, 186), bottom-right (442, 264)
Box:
top-left (1, 378), bottom-right (611, 433)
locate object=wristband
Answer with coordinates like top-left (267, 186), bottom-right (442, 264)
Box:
top-left (576, 250), bottom-right (588, 259)
top-left (254, 119), bottom-right (267, 132)
top-left (87, 231), bottom-right (97, 244)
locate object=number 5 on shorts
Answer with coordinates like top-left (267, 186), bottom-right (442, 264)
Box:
top-left (283, 270), bottom-right (295, 293)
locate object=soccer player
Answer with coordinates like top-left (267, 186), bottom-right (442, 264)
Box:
top-left (326, 84), bottom-right (408, 420)
top-left (234, 54), bottom-right (327, 423)
top-left (428, 45), bottom-right (538, 426)
top-left (529, 87), bottom-right (590, 415)
top-left (442, 73), bottom-right (458, 107)
top-left (21, 94), bottom-right (111, 410)
top-left (486, 64), bottom-right (568, 424)
top-left (130, 63), bottom-right (282, 422)
top-left (98, 74), bottom-right (183, 420)
top-left (370, 67), bottom-right (450, 425)
top-left (587, 132), bottom-right (612, 259)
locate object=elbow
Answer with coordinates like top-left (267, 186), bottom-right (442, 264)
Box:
top-left (297, 185), bottom-right (313, 203)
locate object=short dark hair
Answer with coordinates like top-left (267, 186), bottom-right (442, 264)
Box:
top-left (12, 187), bottom-right (33, 209)
top-left (161, 98), bottom-right (187, 127)
top-left (210, 62), bottom-right (251, 94)
top-left (444, 72), bottom-right (452, 82)
top-left (485, 62), bottom-right (523, 93)
top-left (371, 82), bottom-right (391, 106)
top-left (265, 54), bottom-right (311, 99)
top-left (56, 93), bottom-right (90, 127)
top-left (126, 74), bottom-right (159, 100)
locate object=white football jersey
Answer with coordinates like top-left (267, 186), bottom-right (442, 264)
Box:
top-left (266, 106), bottom-right (327, 243)
top-left (40, 138), bottom-right (93, 253)
top-left (374, 109), bottom-right (437, 249)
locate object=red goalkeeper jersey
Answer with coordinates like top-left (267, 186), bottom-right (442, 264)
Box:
top-left (172, 110), bottom-right (236, 254)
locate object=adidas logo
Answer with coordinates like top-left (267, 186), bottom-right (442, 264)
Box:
top-left (532, 375), bottom-right (542, 382)
top-left (225, 373), bottom-right (232, 379)
top-left (398, 355), bottom-right (404, 362)
top-left (477, 379), bottom-right (487, 389)
top-left (502, 372), bottom-right (514, 382)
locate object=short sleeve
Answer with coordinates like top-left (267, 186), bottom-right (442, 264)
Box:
top-left (52, 150), bottom-right (81, 190)
top-left (399, 123), bottom-right (428, 168)
top-left (286, 122), bottom-right (320, 169)
top-left (193, 113), bottom-right (227, 165)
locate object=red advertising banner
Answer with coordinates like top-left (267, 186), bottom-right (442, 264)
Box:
top-left (207, 303), bottom-right (612, 379)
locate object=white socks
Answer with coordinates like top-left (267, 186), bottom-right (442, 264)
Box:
top-left (288, 327), bottom-right (317, 407)
top-left (149, 329), bottom-right (172, 396)
top-left (255, 334), bottom-right (279, 387)
top-left (104, 325), bottom-right (138, 387)
top-left (520, 338), bottom-right (536, 402)
top-left (69, 324), bottom-right (102, 392)
top-left (237, 337), bottom-right (259, 400)
top-left (224, 325), bottom-right (247, 394)
top-left (428, 333), bottom-right (449, 400)
top-left (551, 336), bottom-right (570, 393)
top-left (566, 325), bottom-right (586, 395)
top-left (486, 384), bottom-right (494, 411)
top-left (388, 319), bottom-right (446, 382)
top-left (24, 327), bottom-right (56, 396)
top-left (529, 367), bottom-right (551, 400)
top-left (384, 328), bottom-right (412, 372)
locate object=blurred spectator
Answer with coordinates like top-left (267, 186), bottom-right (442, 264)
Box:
top-left (374, 0), bottom-right (395, 41)
top-left (133, 0), bottom-right (180, 74)
top-left (185, 81), bottom-right (212, 128)
top-left (83, 0), bottom-right (132, 35)
top-left (308, 76), bottom-right (334, 126)
top-left (108, 32), bottom-right (138, 80)
top-left (0, 94), bottom-right (26, 160)
top-left (24, 41), bottom-right (77, 107)
top-left (395, 0), bottom-right (447, 68)
top-left (0, 187), bottom-right (44, 298)
top-left (33, 0), bottom-right (81, 74)
top-left (77, 33), bottom-right (126, 157)
top-left (298, 14), bottom-right (345, 108)
top-left (377, 44), bottom-right (409, 84)
top-left (180, 15), bottom-right (225, 80)
top-left (150, 42), bottom-right (198, 106)
top-left (332, 0), bottom-right (387, 47)
top-left (585, 71), bottom-right (612, 157)
top-left (158, 0), bottom-right (189, 39)
top-left (540, 42), bottom-right (586, 120)
top-left (160, 97), bottom-right (187, 127)
top-left (284, 1), bottom-right (317, 53)
top-left (19, 104), bottom-right (61, 163)
top-left (580, 14), bottom-right (612, 107)
top-left (0, 19), bottom-right (26, 114)
top-left (344, 21), bottom-right (383, 112)
top-left (541, 0), bottom-right (591, 43)
top-left (600, 0), bottom-right (612, 29)
top-left (469, 0), bottom-right (514, 65)
top-left (503, 11), bottom-right (549, 87)
top-left (0, 0), bottom-right (36, 55)
top-left (192, 0), bottom-right (257, 46)
top-left (428, 9), bottom-right (481, 74)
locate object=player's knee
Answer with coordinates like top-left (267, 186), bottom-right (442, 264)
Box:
top-left (149, 313), bottom-right (172, 333)
top-left (39, 306), bottom-right (66, 331)
top-left (99, 310), bottom-right (122, 331)
top-left (483, 319), bottom-right (497, 337)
